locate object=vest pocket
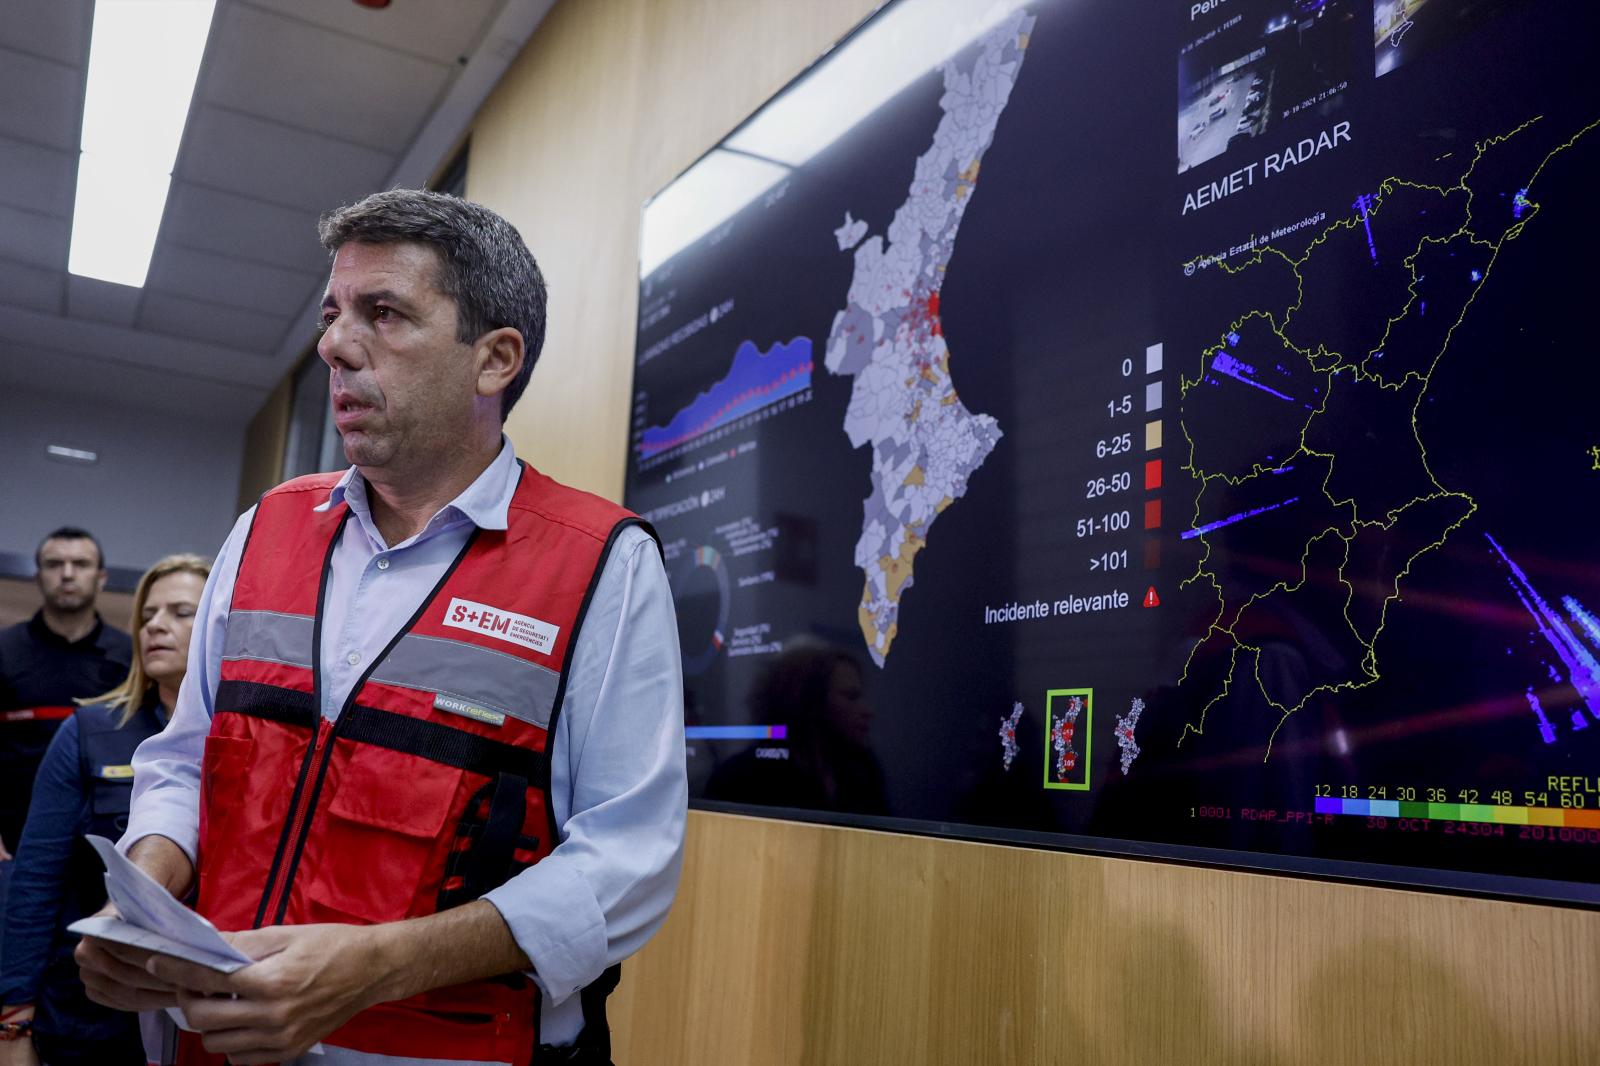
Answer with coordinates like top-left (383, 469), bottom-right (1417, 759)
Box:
top-left (89, 777), bottom-right (133, 837)
top-left (322, 994), bottom-right (525, 1064)
top-left (199, 737), bottom-right (253, 855)
top-left (197, 735), bottom-right (255, 922)
top-left (304, 743), bottom-right (465, 924)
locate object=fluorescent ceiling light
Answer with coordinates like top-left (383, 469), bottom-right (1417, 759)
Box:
top-left (725, 0), bottom-right (1030, 167)
top-left (639, 150), bottom-right (789, 277)
top-left (71, 154), bottom-right (173, 288)
top-left (46, 445), bottom-right (99, 464)
top-left (640, 0), bottom-right (1028, 277)
top-left (68, 0), bottom-right (217, 288)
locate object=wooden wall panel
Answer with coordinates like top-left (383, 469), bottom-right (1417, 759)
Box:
top-left (0, 576), bottom-right (133, 631)
top-left (469, 2), bottom-right (1599, 1062)
top-left (610, 812), bottom-right (1599, 1065)
top-left (235, 372), bottom-right (292, 514)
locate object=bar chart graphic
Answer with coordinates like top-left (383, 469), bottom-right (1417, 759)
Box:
top-left (685, 724), bottom-right (789, 740)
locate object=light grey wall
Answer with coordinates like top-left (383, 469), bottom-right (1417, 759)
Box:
top-left (0, 384), bottom-right (246, 573)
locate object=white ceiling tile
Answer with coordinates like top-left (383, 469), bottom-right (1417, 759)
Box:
top-left (0, 137), bottom-right (76, 217)
top-left (198, 5), bottom-right (451, 154)
top-left (0, 343), bottom-right (266, 421)
top-left (240, 0), bottom-right (500, 67)
top-left (0, 0), bottom-right (551, 422)
top-left (177, 106), bottom-right (395, 212)
top-left (66, 275), bottom-right (140, 327)
top-left (0, 303), bottom-right (280, 386)
top-left (0, 0), bottom-right (91, 67)
top-left (0, 257), bottom-right (63, 314)
top-left (0, 205), bottom-right (68, 270)
top-left (139, 290), bottom-right (287, 353)
top-left (164, 182), bottom-right (328, 273)
top-left (0, 46), bottom-right (84, 151)
top-left (146, 242), bottom-right (320, 319)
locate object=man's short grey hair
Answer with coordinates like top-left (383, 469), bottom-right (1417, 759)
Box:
top-left (318, 188), bottom-right (547, 422)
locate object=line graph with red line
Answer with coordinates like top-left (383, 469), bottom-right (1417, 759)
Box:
top-left (638, 337), bottom-right (813, 467)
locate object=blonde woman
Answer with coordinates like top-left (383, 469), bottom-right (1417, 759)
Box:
top-left (0, 555), bottom-right (209, 1066)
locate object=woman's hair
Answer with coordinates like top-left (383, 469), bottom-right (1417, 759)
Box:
top-left (85, 553), bottom-right (211, 726)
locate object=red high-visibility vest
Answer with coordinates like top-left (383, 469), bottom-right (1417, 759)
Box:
top-left (178, 462), bottom-right (648, 1065)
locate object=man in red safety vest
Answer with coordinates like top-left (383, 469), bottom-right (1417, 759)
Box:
top-left (74, 189), bottom-right (687, 1066)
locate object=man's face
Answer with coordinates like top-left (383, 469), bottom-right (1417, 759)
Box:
top-left (316, 241), bottom-right (481, 472)
top-left (36, 537), bottom-right (104, 613)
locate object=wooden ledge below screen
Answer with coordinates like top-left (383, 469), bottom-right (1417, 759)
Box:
top-left (609, 810), bottom-right (1600, 1066)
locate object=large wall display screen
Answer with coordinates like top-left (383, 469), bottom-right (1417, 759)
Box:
top-left (624, 0), bottom-right (1600, 903)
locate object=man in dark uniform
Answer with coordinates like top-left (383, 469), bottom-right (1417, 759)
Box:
top-left (0, 528), bottom-right (132, 858)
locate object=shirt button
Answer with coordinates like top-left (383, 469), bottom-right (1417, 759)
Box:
top-left (376, 558), bottom-right (390, 570)
top-left (346, 651), bottom-right (362, 666)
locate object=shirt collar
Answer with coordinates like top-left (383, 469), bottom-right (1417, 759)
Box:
top-left (313, 437), bottom-right (520, 538)
top-left (28, 609), bottom-right (106, 649)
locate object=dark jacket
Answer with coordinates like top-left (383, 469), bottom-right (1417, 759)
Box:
top-left (0, 613), bottom-right (132, 851)
top-left (0, 695), bottom-right (165, 1045)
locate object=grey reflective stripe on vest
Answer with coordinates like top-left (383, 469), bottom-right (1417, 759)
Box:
top-left (224, 611), bottom-right (558, 729)
top-left (222, 610), bottom-right (314, 669)
top-left (369, 632), bottom-right (559, 730)
top-left (293, 1047), bottom-right (511, 1066)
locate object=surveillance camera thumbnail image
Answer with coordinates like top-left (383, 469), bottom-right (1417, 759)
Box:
top-left (1373, 0), bottom-right (1531, 77)
top-left (1179, 0), bottom-right (1358, 174)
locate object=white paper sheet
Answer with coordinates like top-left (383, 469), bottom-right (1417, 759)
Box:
top-left (66, 835), bottom-right (323, 1055)
top-left (66, 835), bottom-right (253, 972)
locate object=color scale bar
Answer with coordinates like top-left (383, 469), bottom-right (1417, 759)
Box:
top-left (1314, 796), bottom-right (1600, 828)
top-left (685, 725), bottom-right (788, 740)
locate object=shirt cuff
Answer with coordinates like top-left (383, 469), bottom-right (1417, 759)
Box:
top-left (118, 795), bottom-right (200, 867)
top-left (481, 858), bottom-right (606, 1005)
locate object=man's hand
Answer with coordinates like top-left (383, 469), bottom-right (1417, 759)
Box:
top-left (75, 834), bottom-right (195, 1011)
top-left (134, 900), bottom-right (527, 1063)
top-left (0, 839), bottom-right (13, 862)
top-left (74, 902), bottom-right (188, 1012)
top-left (149, 923), bottom-right (384, 1065)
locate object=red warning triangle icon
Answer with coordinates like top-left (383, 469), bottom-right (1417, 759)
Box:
top-left (1142, 586), bottom-right (1160, 608)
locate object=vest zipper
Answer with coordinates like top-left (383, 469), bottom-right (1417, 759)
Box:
top-left (254, 715), bottom-right (333, 926)
top-left (252, 509), bottom-right (348, 930)
top-left (264, 708), bottom-right (355, 925)
top-left (255, 527), bottom-right (484, 928)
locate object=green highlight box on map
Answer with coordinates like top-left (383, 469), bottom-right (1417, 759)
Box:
top-left (1043, 688), bottom-right (1092, 792)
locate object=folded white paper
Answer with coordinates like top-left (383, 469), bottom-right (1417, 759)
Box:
top-left (65, 836), bottom-right (326, 1055)
top-left (66, 914), bottom-right (249, 973)
top-left (67, 836), bottom-right (252, 972)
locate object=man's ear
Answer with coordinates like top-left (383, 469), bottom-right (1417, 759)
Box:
top-left (475, 327), bottom-right (526, 402)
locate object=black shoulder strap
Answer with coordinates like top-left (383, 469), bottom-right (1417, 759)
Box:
top-left (75, 703), bottom-right (94, 782)
top-left (536, 963), bottom-right (621, 1063)
top-left (575, 963), bottom-right (621, 1057)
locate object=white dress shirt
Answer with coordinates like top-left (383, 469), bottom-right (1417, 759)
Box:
top-left (124, 439), bottom-right (687, 1050)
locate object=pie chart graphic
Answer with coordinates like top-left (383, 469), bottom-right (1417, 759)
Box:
top-left (671, 544), bottom-right (731, 675)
